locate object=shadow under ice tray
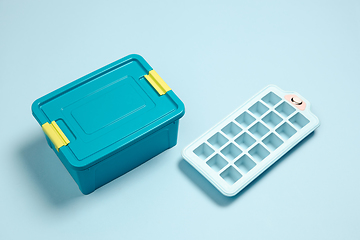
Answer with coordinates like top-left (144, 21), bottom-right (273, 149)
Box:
top-left (182, 85), bottom-right (320, 197)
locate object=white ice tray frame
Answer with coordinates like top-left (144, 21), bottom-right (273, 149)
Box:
top-left (182, 85), bottom-right (320, 196)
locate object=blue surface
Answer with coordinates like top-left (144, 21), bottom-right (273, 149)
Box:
top-left (1, 0), bottom-right (360, 239)
top-left (32, 54), bottom-right (184, 194)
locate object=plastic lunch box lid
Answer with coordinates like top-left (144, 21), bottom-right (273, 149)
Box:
top-left (32, 54), bottom-right (185, 170)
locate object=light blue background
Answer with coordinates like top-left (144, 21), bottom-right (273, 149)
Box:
top-left (1, 0), bottom-right (359, 239)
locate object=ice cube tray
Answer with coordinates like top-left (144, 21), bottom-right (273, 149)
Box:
top-left (182, 85), bottom-right (320, 196)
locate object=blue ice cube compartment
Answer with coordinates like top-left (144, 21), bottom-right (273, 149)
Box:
top-left (32, 54), bottom-right (185, 194)
top-left (182, 85), bottom-right (319, 197)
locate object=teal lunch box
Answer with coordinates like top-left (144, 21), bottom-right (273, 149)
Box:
top-left (31, 54), bottom-right (185, 194)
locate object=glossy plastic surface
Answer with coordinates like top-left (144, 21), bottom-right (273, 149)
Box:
top-left (32, 54), bottom-right (185, 194)
top-left (182, 85), bottom-right (320, 196)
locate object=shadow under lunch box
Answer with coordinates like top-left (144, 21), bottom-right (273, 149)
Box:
top-left (31, 54), bottom-right (185, 194)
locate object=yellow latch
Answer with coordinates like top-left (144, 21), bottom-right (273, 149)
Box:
top-left (144, 70), bottom-right (171, 95)
top-left (42, 121), bottom-right (70, 152)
